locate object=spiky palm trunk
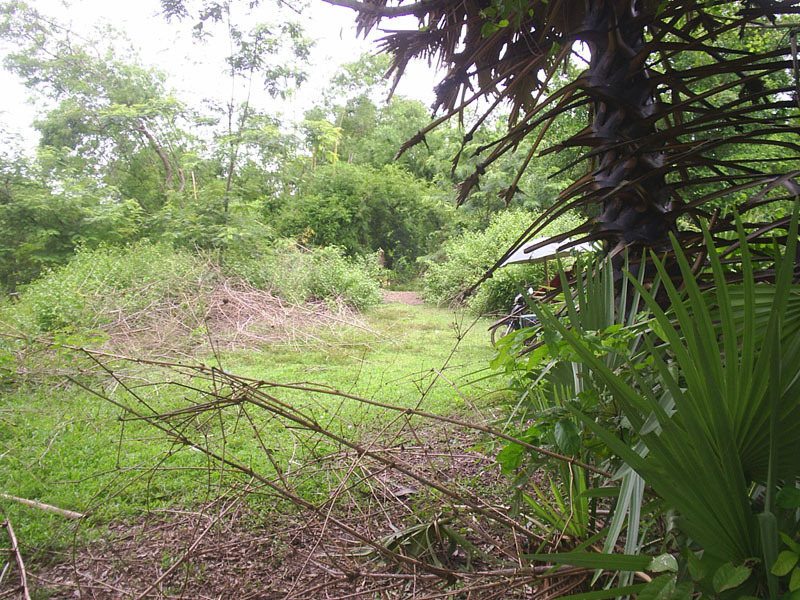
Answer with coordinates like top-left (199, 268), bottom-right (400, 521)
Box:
top-left (582, 1), bottom-right (673, 253)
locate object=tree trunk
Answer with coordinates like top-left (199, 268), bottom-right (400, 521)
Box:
top-left (138, 121), bottom-right (173, 191)
top-left (581, 0), bottom-right (673, 255)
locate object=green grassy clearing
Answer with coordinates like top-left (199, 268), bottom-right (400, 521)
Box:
top-left (0, 301), bottom-right (499, 555)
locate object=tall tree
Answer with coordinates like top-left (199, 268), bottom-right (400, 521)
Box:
top-left (213, 5), bottom-right (310, 212)
top-left (0, 0), bottom-right (194, 212)
top-left (324, 0), bottom-right (800, 286)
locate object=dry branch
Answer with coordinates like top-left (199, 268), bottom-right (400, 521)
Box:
top-left (3, 518), bottom-right (32, 600)
top-left (0, 494), bottom-right (84, 520)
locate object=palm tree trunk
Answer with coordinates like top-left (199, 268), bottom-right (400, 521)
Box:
top-left (582, 0), bottom-right (674, 254)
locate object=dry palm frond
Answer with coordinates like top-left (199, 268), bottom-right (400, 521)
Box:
top-left (325, 0), bottom-right (800, 292)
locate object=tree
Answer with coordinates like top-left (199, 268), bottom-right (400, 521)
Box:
top-left (0, 135), bottom-right (142, 289)
top-left (0, 0), bottom-right (194, 212)
top-left (278, 162), bottom-right (450, 270)
top-left (323, 0), bottom-right (800, 288)
top-left (206, 4), bottom-right (310, 213)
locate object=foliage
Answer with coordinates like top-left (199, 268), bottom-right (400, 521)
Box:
top-left (3, 236), bottom-right (385, 340)
top-left (492, 208), bottom-right (800, 598)
top-left (225, 238), bottom-right (384, 310)
top-left (420, 209), bottom-right (581, 312)
top-left (279, 162), bottom-right (451, 274)
top-left (6, 241), bottom-right (212, 333)
top-left (0, 139), bottom-right (145, 289)
top-left (0, 0), bottom-right (196, 211)
top-left (492, 250), bottom-right (651, 567)
top-left (331, 0), bottom-right (800, 292)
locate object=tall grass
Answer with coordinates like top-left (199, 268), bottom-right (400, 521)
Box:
top-left (9, 241), bottom-right (211, 333)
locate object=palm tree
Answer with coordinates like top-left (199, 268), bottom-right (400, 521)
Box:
top-left (324, 0), bottom-right (800, 288)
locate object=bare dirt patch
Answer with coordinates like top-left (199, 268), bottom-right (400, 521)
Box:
top-left (382, 290), bottom-right (424, 305)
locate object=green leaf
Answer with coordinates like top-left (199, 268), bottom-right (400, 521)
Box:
top-left (498, 18), bottom-right (509, 27)
top-left (481, 21), bottom-right (498, 37)
top-left (781, 533), bottom-right (800, 554)
top-left (760, 511), bottom-right (780, 599)
top-left (670, 582), bottom-right (693, 600)
top-left (554, 419), bottom-right (581, 455)
top-left (685, 549), bottom-right (706, 582)
top-left (791, 566), bottom-right (800, 592)
top-left (649, 553), bottom-right (678, 573)
top-left (496, 441), bottom-right (524, 475)
top-left (580, 486), bottom-right (620, 499)
top-left (712, 562), bottom-right (752, 593)
top-left (771, 551), bottom-right (799, 577)
top-left (777, 487), bottom-right (800, 509)
top-left (637, 574), bottom-right (675, 600)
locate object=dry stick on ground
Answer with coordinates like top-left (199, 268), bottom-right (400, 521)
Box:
top-left (4, 518), bottom-right (32, 600)
top-left (64, 350), bottom-right (606, 595)
top-left (110, 352), bottom-right (609, 477)
top-left (282, 398), bottom-right (424, 598)
top-left (188, 375), bottom-right (550, 544)
top-left (0, 493), bottom-right (84, 520)
top-left (132, 484), bottom-right (251, 600)
top-left (230, 376), bottom-right (612, 478)
top-left (68, 372), bottom-right (465, 582)
top-left (77, 348), bottom-right (608, 515)
top-left (72, 362), bottom-right (589, 594)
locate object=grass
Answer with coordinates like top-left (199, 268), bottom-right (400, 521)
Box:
top-left (0, 301), bottom-right (497, 557)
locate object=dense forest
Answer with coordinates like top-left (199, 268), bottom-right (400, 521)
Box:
top-left (1, 0), bottom-right (800, 598)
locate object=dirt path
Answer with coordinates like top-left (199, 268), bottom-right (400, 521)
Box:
top-left (381, 289), bottom-right (424, 305)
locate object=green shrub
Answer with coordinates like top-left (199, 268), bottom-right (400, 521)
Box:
top-left (420, 210), bottom-right (582, 313)
top-left (224, 239), bottom-right (384, 311)
top-left (8, 241), bottom-right (212, 333)
top-left (307, 246), bottom-right (383, 310)
top-left (4, 238), bottom-right (384, 339)
top-left (276, 163), bottom-right (451, 275)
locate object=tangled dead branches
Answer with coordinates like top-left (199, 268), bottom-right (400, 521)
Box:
top-left (14, 351), bottom-right (617, 599)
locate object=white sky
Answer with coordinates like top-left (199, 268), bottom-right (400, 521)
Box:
top-left (0, 0), bottom-right (440, 151)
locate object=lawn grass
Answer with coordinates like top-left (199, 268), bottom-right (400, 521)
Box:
top-left (0, 301), bottom-right (499, 556)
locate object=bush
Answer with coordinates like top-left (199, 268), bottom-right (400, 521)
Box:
top-left (8, 241), bottom-right (212, 333)
top-left (277, 163), bottom-right (450, 274)
top-left (4, 237), bottom-right (384, 339)
top-left (224, 239), bottom-right (384, 311)
top-left (420, 210), bottom-right (582, 313)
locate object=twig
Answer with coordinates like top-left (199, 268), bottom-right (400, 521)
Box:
top-left (3, 518), bottom-right (32, 600)
top-left (0, 493), bottom-right (84, 520)
top-left (132, 484), bottom-right (250, 600)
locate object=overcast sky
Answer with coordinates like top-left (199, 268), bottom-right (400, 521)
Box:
top-left (0, 0), bottom-right (439, 151)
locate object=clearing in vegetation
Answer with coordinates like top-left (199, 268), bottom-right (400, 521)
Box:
top-left (3, 282), bottom-right (571, 599)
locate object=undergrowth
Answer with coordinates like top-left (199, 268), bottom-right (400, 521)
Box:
top-left (2, 239), bottom-right (385, 339)
top-left (224, 238), bottom-right (384, 310)
top-left (0, 300), bottom-right (494, 556)
top-left (420, 210), bottom-right (582, 313)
